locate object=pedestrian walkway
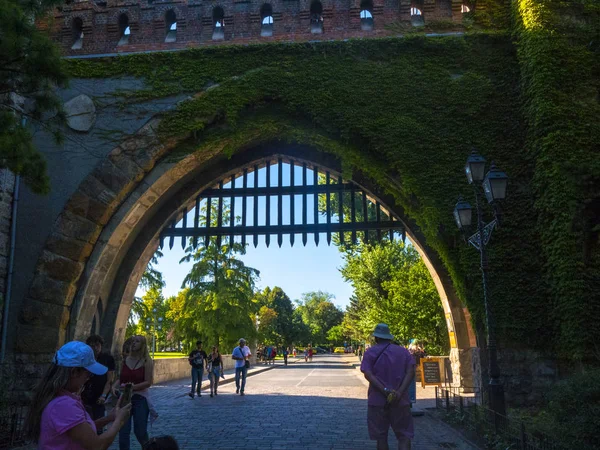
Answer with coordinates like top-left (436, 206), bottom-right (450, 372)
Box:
top-left (108, 354), bottom-right (478, 449)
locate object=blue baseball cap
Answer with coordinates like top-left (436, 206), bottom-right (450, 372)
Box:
top-left (55, 341), bottom-right (108, 376)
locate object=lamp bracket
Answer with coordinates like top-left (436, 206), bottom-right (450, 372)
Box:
top-left (468, 219), bottom-right (497, 251)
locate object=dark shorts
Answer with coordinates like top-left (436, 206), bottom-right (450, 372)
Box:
top-left (367, 404), bottom-right (414, 441)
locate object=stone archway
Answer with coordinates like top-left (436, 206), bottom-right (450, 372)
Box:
top-left (15, 111), bottom-right (479, 390)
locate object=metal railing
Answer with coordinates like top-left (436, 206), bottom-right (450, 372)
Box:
top-left (435, 387), bottom-right (565, 450)
top-left (0, 403), bottom-right (27, 449)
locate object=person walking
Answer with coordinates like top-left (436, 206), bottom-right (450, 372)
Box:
top-left (24, 341), bottom-right (131, 450)
top-left (207, 346), bottom-right (223, 397)
top-left (358, 345), bottom-right (364, 362)
top-left (283, 347), bottom-right (289, 366)
top-left (308, 345), bottom-right (313, 362)
top-left (232, 338), bottom-right (252, 395)
top-left (360, 324), bottom-right (415, 450)
top-left (188, 340), bottom-right (207, 399)
top-left (81, 335), bottom-right (116, 430)
top-left (304, 347), bottom-right (308, 362)
top-left (407, 341), bottom-right (425, 406)
top-left (114, 335), bottom-right (154, 450)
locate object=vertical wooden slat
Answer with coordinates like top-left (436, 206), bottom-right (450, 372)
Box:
top-left (217, 180), bottom-right (224, 249)
top-left (326, 172), bottom-right (331, 246)
top-left (253, 164), bottom-right (259, 248)
top-left (338, 175), bottom-right (344, 246)
top-left (181, 207), bottom-right (187, 250)
top-left (193, 196), bottom-right (200, 249)
top-left (278, 158), bottom-right (283, 248)
top-left (205, 199), bottom-right (211, 248)
top-left (389, 215), bottom-right (394, 242)
top-left (302, 162), bottom-right (308, 246)
top-left (169, 220), bottom-right (176, 250)
top-left (290, 160), bottom-right (295, 247)
top-left (313, 166), bottom-right (319, 246)
top-left (229, 175), bottom-right (235, 248)
top-left (160, 234), bottom-right (165, 250)
top-left (350, 186), bottom-right (356, 245)
top-left (362, 191), bottom-right (369, 244)
top-left (376, 201), bottom-right (382, 242)
top-left (265, 161), bottom-right (271, 248)
top-left (242, 169), bottom-right (248, 248)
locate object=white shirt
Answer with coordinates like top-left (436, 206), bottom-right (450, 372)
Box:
top-left (233, 345), bottom-right (251, 368)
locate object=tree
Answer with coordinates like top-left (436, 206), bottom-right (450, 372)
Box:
top-left (254, 286), bottom-right (298, 346)
top-left (1, 0), bottom-right (69, 194)
top-left (295, 291), bottom-right (344, 344)
top-left (180, 236), bottom-right (260, 351)
top-left (326, 324), bottom-right (346, 346)
top-left (127, 286), bottom-right (174, 351)
top-left (340, 241), bottom-right (449, 354)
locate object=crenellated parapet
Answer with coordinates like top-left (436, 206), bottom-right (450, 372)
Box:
top-left (37, 0), bottom-right (474, 55)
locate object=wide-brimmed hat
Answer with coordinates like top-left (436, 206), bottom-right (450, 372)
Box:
top-left (55, 341), bottom-right (107, 376)
top-left (372, 323), bottom-right (394, 340)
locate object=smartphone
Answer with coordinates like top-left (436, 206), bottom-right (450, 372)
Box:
top-left (120, 383), bottom-right (133, 406)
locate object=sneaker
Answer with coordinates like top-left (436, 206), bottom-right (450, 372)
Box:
top-left (236, 388), bottom-right (239, 394)
top-left (210, 393), bottom-right (213, 397)
top-left (188, 393), bottom-right (194, 399)
top-left (240, 392), bottom-right (245, 396)
top-left (215, 391), bottom-right (218, 396)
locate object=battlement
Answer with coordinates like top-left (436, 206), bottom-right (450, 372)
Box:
top-left (38, 0), bottom-right (472, 55)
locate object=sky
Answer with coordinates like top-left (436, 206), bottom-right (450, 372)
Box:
top-left (135, 162), bottom-right (359, 309)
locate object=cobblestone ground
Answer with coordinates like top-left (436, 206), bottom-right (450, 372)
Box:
top-left (110, 355), bottom-right (478, 450)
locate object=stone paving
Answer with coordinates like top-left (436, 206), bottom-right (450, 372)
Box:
top-left (109, 354), bottom-right (478, 450)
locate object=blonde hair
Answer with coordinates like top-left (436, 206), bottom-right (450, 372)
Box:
top-left (130, 335), bottom-right (150, 364)
top-left (24, 364), bottom-right (74, 442)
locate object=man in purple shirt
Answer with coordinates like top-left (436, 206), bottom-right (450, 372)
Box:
top-left (360, 323), bottom-right (416, 450)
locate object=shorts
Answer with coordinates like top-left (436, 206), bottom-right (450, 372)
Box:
top-left (367, 404), bottom-right (414, 441)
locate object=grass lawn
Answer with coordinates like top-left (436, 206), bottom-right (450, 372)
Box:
top-left (153, 352), bottom-right (187, 359)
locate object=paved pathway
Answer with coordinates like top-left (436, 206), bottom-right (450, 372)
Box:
top-left (111, 354), bottom-right (478, 450)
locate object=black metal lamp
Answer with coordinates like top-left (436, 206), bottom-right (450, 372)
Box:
top-left (453, 198), bottom-right (473, 230)
top-left (465, 150), bottom-right (486, 184)
top-left (483, 162), bottom-right (508, 203)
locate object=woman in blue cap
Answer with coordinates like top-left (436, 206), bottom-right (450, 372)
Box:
top-left (25, 340), bottom-right (131, 450)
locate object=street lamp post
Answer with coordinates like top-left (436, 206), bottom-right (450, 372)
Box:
top-left (145, 308), bottom-right (164, 360)
top-left (453, 150), bottom-right (508, 417)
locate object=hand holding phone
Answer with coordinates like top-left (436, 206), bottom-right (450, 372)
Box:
top-left (120, 383), bottom-right (133, 407)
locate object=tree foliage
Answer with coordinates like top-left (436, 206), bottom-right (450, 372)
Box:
top-left (254, 286), bottom-right (300, 346)
top-left (341, 241), bottom-right (449, 355)
top-left (0, 0), bottom-right (69, 193)
top-left (295, 291), bottom-right (344, 344)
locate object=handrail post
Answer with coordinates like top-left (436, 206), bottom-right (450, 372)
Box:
top-left (445, 390), bottom-right (450, 411)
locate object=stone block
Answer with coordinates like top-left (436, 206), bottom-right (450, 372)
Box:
top-left (28, 273), bottom-right (77, 306)
top-left (109, 148), bottom-right (146, 184)
top-left (55, 210), bottom-right (103, 243)
top-left (91, 158), bottom-right (136, 203)
top-left (37, 250), bottom-right (85, 282)
top-left (46, 232), bottom-right (95, 261)
top-left (65, 190), bottom-right (115, 226)
top-left (15, 323), bottom-right (66, 353)
top-left (64, 94), bottom-right (96, 132)
top-left (20, 298), bottom-right (70, 329)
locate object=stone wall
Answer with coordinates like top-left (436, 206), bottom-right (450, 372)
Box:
top-left (37, 0), bottom-right (469, 56)
top-left (153, 354), bottom-right (249, 384)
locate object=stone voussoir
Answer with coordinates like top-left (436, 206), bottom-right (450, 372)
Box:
top-left (28, 272), bottom-right (78, 306)
top-left (37, 249), bottom-right (85, 282)
top-left (45, 231), bottom-right (95, 261)
top-left (55, 210), bottom-right (103, 243)
top-left (91, 157), bottom-right (137, 203)
top-left (20, 298), bottom-right (70, 329)
top-left (15, 323), bottom-right (66, 353)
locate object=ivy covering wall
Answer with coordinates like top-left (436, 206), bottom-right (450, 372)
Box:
top-left (66, 13), bottom-right (598, 362)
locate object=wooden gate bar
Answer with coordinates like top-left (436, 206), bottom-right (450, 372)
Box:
top-left (313, 167), bottom-right (319, 246)
top-left (217, 180), bottom-right (224, 249)
top-left (290, 160), bottom-right (295, 247)
top-left (350, 186), bottom-right (356, 244)
top-left (326, 171), bottom-right (331, 246)
top-left (229, 175), bottom-right (235, 248)
top-left (278, 158), bottom-right (283, 248)
top-left (205, 199), bottom-right (211, 248)
top-left (253, 164), bottom-right (259, 248)
top-left (265, 162), bottom-right (271, 248)
top-left (302, 163), bottom-right (308, 247)
top-left (338, 175), bottom-right (344, 245)
top-left (181, 208), bottom-right (187, 249)
top-left (241, 169), bottom-right (247, 248)
top-left (362, 192), bottom-right (369, 244)
top-left (193, 197), bottom-right (200, 249)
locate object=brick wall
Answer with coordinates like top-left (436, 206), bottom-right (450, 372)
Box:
top-left (37, 0), bottom-right (467, 56)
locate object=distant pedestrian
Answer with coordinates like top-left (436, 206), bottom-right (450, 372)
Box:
top-left (82, 335), bottom-right (116, 429)
top-left (304, 347), bottom-right (308, 362)
top-left (360, 324), bottom-right (415, 450)
top-left (308, 345), bottom-right (313, 362)
top-left (283, 347), bottom-right (289, 366)
top-left (408, 341), bottom-right (426, 406)
top-left (358, 345), bottom-right (364, 362)
top-left (24, 341), bottom-right (131, 449)
top-left (143, 435), bottom-right (179, 450)
top-left (207, 346), bottom-right (223, 397)
top-left (232, 338), bottom-right (252, 395)
top-left (188, 340), bottom-right (207, 399)
top-left (270, 346), bottom-right (277, 365)
top-left (293, 348), bottom-right (297, 357)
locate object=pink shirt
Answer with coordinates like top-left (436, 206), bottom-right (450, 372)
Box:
top-left (39, 392), bottom-right (96, 450)
top-left (360, 342), bottom-right (415, 407)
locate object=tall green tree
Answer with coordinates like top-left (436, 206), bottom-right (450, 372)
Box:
top-left (1, 0), bottom-right (69, 194)
top-left (180, 236), bottom-right (260, 351)
top-left (255, 287), bottom-right (298, 346)
top-left (341, 241), bottom-right (449, 354)
top-left (295, 291), bottom-right (344, 344)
